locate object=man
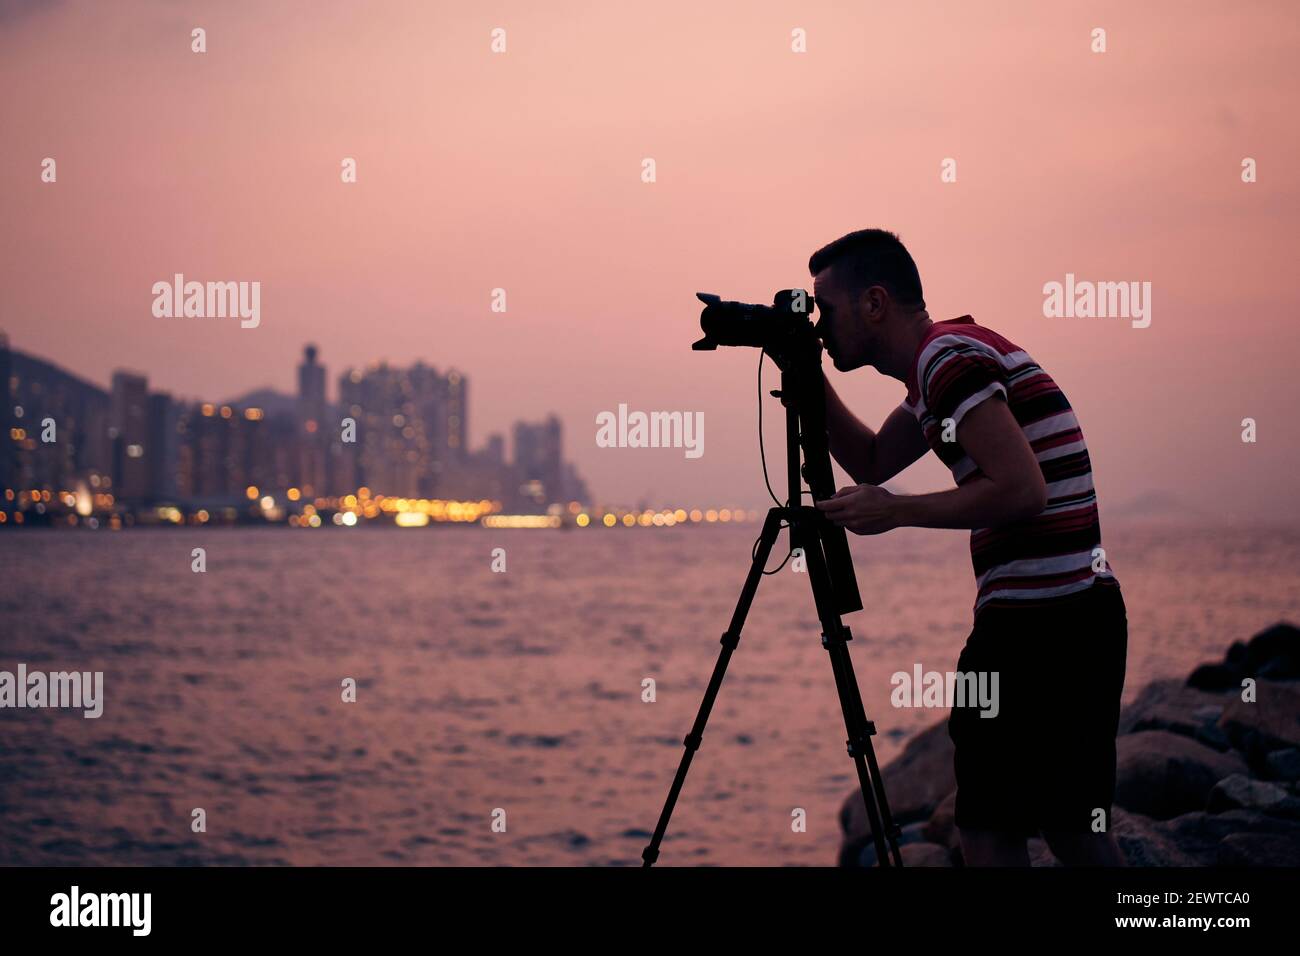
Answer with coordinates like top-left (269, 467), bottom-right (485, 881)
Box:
top-left (807, 228), bottom-right (1127, 866)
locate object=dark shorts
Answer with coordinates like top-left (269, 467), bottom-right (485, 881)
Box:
top-left (947, 581), bottom-right (1128, 836)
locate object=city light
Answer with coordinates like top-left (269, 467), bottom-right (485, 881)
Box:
top-left (481, 514), bottom-right (561, 529)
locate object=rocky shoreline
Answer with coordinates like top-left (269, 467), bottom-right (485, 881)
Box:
top-left (839, 623), bottom-right (1300, 866)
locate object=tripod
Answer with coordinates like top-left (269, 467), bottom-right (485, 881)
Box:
top-left (641, 339), bottom-right (903, 867)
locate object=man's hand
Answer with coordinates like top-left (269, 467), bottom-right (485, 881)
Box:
top-left (814, 483), bottom-right (901, 535)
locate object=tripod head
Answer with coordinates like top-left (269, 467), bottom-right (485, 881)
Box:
top-left (694, 291), bottom-right (862, 615)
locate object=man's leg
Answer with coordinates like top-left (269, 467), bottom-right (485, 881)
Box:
top-left (948, 610), bottom-right (1037, 866)
top-left (1036, 584), bottom-right (1130, 867)
top-left (959, 827), bottom-right (1030, 866)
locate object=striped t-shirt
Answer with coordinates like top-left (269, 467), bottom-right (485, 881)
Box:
top-left (901, 316), bottom-right (1120, 618)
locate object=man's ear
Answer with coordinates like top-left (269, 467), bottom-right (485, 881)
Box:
top-left (859, 284), bottom-right (888, 321)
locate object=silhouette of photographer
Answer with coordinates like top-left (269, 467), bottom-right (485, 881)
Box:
top-left (809, 229), bottom-right (1128, 866)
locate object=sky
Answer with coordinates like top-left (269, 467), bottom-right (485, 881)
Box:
top-left (1, 0), bottom-right (1297, 519)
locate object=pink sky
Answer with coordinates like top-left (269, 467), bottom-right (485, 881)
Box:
top-left (1, 0), bottom-right (1297, 519)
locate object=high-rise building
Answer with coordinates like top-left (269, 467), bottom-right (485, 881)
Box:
top-left (296, 344), bottom-right (328, 496)
top-left (175, 401), bottom-right (285, 503)
top-left (408, 361), bottom-right (445, 496)
top-left (339, 363), bottom-right (414, 496)
top-left (297, 344), bottom-right (326, 423)
top-left (337, 361), bottom-right (472, 498)
top-left (513, 415), bottom-right (564, 507)
top-left (147, 392), bottom-right (179, 500)
top-left (110, 371), bottom-right (150, 502)
top-left (6, 345), bottom-right (111, 495)
top-left (444, 369), bottom-right (467, 463)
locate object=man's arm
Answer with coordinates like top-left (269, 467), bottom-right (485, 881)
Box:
top-left (823, 373), bottom-right (929, 485)
top-left (893, 396), bottom-right (1046, 529)
top-left (816, 395), bottom-right (1047, 534)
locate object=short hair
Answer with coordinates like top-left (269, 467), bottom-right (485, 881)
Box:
top-left (807, 228), bottom-right (925, 310)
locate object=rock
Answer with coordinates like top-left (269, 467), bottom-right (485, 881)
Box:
top-left (1246, 623), bottom-right (1300, 678)
top-left (1187, 623), bottom-right (1300, 689)
top-left (1028, 838), bottom-right (1059, 867)
top-left (1264, 748), bottom-right (1300, 782)
top-left (1187, 663), bottom-right (1242, 691)
top-left (899, 821), bottom-right (928, 845)
top-left (1115, 731), bottom-right (1248, 819)
top-left (899, 842), bottom-right (953, 867)
top-left (1218, 680), bottom-right (1300, 764)
top-left (1117, 679), bottom-right (1232, 750)
top-left (856, 821), bottom-right (929, 867)
top-left (1260, 657), bottom-right (1300, 680)
top-left (1158, 808), bottom-right (1300, 865)
top-left (1111, 806), bottom-right (1202, 866)
top-left (1206, 774), bottom-right (1300, 818)
top-left (921, 790), bottom-right (959, 849)
top-left (838, 718), bottom-right (954, 865)
top-left (1226, 641), bottom-right (1252, 671)
top-left (1117, 807), bottom-right (1300, 867)
top-left (1216, 831), bottom-right (1300, 866)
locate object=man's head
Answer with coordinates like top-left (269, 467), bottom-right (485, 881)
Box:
top-left (808, 229), bottom-right (927, 375)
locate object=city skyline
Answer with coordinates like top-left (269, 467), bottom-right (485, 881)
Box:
top-left (1, 333), bottom-right (591, 516)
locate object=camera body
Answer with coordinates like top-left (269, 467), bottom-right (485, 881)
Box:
top-left (692, 290), bottom-right (819, 369)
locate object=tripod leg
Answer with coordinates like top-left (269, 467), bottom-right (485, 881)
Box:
top-left (824, 635), bottom-right (904, 867)
top-left (796, 513), bottom-right (904, 867)
top-left (826, 634), bottom-right (899, 868)
top-left (641, 507), bottom-right (785, 867)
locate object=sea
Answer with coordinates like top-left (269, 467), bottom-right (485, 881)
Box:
top-left (1, 519), bottom-right (1297, 866)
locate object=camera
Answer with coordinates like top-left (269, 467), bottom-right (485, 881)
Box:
top-left (691, 289), bottom-right (816, 356)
